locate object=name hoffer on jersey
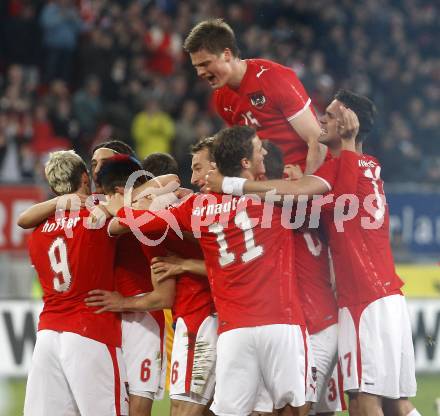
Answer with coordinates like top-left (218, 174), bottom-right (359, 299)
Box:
top-left (28, 209), bottom-right (121, 347)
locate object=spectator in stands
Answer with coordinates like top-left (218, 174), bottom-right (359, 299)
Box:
top-left (40, 0), bottom-right (83, 83)
top-left (131, 97), bottom-right (174, 159)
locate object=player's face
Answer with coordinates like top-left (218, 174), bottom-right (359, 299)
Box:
top-left (319, 99), bottom-right (343, 145)
top-left (91, 148), bottom-right (117, 190)
top-left (248, 136), bottom-right (267, 178)
top-left (190, 48), bottom-right (233, 89)
top-left (191, 148), bottom-right (216, 190)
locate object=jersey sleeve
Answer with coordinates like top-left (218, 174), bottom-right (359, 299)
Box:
top-left (117, 197), bottom-right (193, 235)
top-left (308, 158), bottom-right (339, 191)
top-left (333, 150), bottom-right (360, 196)
top-left (262, 66), bottom-right (311, 121)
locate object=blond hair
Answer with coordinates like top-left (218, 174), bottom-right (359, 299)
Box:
top-left (45, 150), bottom-right (88, 195)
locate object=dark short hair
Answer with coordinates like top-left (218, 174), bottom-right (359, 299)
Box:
top-left (334, 90), bottom-right (376, 143)
top-left (142, 152), bottom-right (179, 176)
top-left (191, 136), bottom-right (215, 161)
top-left (184, 19), bottom-right (239, 57)
top-left (92, 139), bottom-right (136, 157)
top-left (262, 141), bottom-right (284, 180)
top-left (96, 154), bottom-right (146, 194)
top-left (213, 126), bottom-right (256, 177)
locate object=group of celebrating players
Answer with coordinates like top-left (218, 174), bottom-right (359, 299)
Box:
top-left (18, 19), bottom-right (419, 416)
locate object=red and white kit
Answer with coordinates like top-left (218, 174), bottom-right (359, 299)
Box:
top-left (118, 193), bottom-right (316, 414)
top-left (295, 229), bottom-right (345, 413)
top-left (312, 150), bottom-right (417, 398)
top-left (214, 58), bottom-right (312, 167)
top-left (25, 209), bottom-right (128, 416)
top-left (143, 231), bottom-right (217, 405)
top-left (116, 233), bottom-right (166, 400)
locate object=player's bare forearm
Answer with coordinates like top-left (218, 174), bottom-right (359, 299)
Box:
top-left (108, 217), bottom-right (131, 236)
top-left (182, 258), bottom-right (207, 276)
top-left (243, 176), bottom-right (328, 198)
top-left (85, 283), bottom-right (175, 313)
top-left (17, 197), bottom-right (58, 228)
top-left (288, 106), bottom-right (324, 174)
top-left (304, 140), bottom-right (327, 174)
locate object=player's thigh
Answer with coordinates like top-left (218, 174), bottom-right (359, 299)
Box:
top-left (339, 295), bottom-right (416, 399)
top-left (170, 315), bottom-right (217, 404)
top-left (61, 332), bottom-right (128, 416)
top-left (121, 311), bottom-right (166, 398)
top-left (24, 330), bottom-right (79, 416)
top-left (256, 324), bottom-right (316, 410)
top-left (358, 295), bottom-right (416, 398)
top-left (210, 327), bottom-right (261, 416)
top-left (309, 324), bottom-right (343, 414)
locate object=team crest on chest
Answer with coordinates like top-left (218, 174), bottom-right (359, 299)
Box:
top-left (248, 91), bottom-right (266, 109)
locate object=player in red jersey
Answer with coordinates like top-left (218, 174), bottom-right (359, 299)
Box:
top-left (183, 19), bottom-right (325, 174)
top-left (206, 91), bottom-right (418, 416)
top-left (23, 150), bottom-right (128, 416)
top-left (105, 126), bottom-right (317, 415)
top-left (147, 139), bottom-right (275, 416)
top-left (262, 140), bottom-right (344, 416)
top-left (18, 140), bottom-right (168, 416)
top-left (86, 155), bottom-right (218, 415)
top-left (91, 152), bottom-right (169, 416)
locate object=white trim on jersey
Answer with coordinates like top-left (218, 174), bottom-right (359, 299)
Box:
top-left (307, 175), bottom-right (332, 191)
top-left (286, 98), bottom-right (311, 122)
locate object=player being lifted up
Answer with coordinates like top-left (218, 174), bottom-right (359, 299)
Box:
top-left (206, 90), bottom-right (419, 416)
top-left (105, 126), bottom-right (317, 416)
top-left (23, 150), bottom-right (128, 416)
top-left (184, 18), bottom-right (325, 174)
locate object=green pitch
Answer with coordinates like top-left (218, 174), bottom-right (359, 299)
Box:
top-left (4, 374), bottom-right (439, 416)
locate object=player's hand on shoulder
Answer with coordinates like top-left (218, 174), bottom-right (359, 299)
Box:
top-left (151, 255), bottom-right (185, 282)
top-left (85, 289), bottom-right (125, 313)
top-left (86, 204), bottom-right (111, 228)
top-left (203, 168), bottom-right (224, 193)
top-left (105, 193), bottom-right (125, 216)
top-left (283, 164), bottom-right (303, 180)
top-left (337, 105), bottom-right (359, 144)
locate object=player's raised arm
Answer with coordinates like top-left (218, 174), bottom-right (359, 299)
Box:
top-left (205, 168), bottom-right (329, 199)
top-left (288, 106), bottom-right (327, 174)
top-left (17, 193), bottom-right (88, 229)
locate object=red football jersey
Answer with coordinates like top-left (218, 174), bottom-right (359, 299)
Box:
top-left (141, 231), bottom-right (215, 320)
top-left (295, 230), bottom-right (338, 334)
top-left (214, 58), bottom-right (312, 166)
top-left (115, 233), bottom-right (152, 297)
top-left (28, 209), bottom-right (121, 347)
top-left (312, 151), bottom-right (404, 307)
top-left (118, 193), bottom-right (304, 334)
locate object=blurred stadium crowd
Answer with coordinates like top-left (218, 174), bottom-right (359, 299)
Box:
top-left (0, 0), bottom-right (438, 186)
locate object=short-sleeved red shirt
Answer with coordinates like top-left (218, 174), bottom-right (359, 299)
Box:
top-left (28, 209), bottom-right (121, 346)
